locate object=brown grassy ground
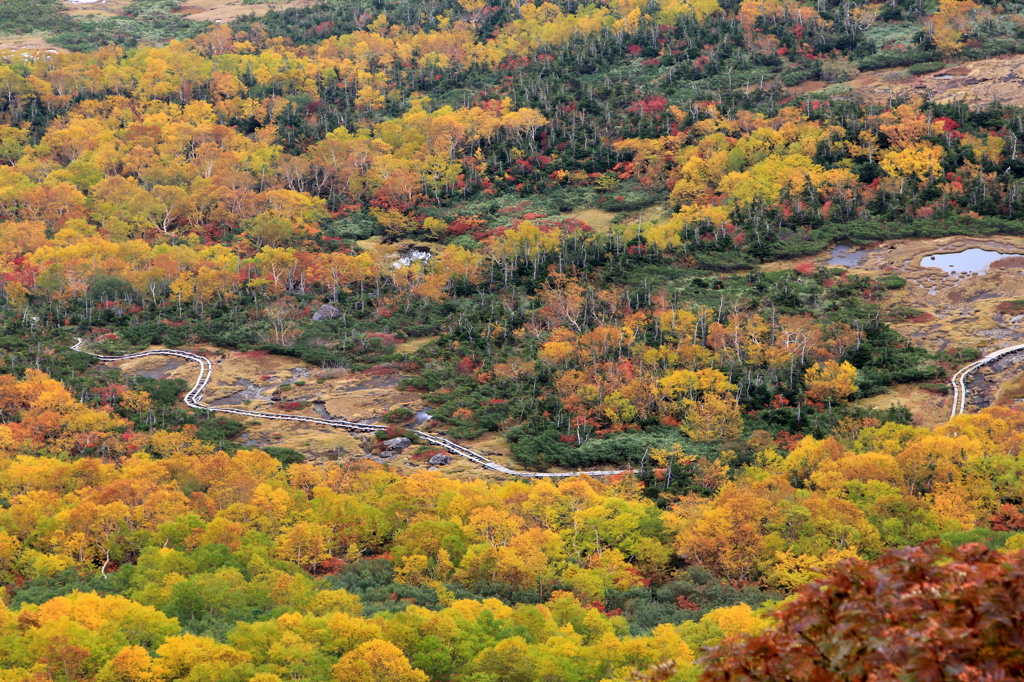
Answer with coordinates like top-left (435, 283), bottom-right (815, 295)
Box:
top-left (394, 336), bottom-right (437, 354)
top-left (177, 0), bottom-right (307, 22)
top-left (768, 235), bottom-right (1024, 424)
top-left (995, 372), bottom-right (1024, 407)
top-left (109, 345), bottom-right (585, 478)
top-left (833, 236), bottom-right (1024, 354)
top-left (789, 55), bottom-right (1024, 108)
top-left (61, 0), bottom-right (129, 18)
top-left (0, 35), bottom-right (66, 52)
top-left (857, 385), bottom-right (951, 428)
top-left (111, 346), bottom-right (431, 462)
top-left (58, 0), bottom-right (306, 21)
top-left (237, 419), bottom-right (362, 457)
top-left (763, 235), bottom-right (1024, 354)
top-left (560, 205), bottom-right (671, 235)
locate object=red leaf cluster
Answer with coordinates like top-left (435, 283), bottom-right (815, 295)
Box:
top-left (990, 504), bottom-right (1024, 532)
top-left (701, 543), bottom-right (1024, 681)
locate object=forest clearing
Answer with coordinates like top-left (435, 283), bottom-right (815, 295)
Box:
top-left (175, 0), bottom-right (310, 22)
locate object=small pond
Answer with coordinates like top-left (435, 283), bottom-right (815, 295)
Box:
top-left (920, 248), bottom-right (1014, 276)
top-left (828, 244), bottom-right (869, 267)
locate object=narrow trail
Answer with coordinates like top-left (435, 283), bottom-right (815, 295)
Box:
top-left (71, 340), bottom-right (636, 479)
top-left (948, 343), bottom-right (1024, 418)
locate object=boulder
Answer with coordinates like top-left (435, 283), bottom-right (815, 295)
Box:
top-left (428, 454), bottom-right (452, 466)
top-left (312, 303), bottom-right (341, 321)
top-left (382, 437), bottom-right (412, 451)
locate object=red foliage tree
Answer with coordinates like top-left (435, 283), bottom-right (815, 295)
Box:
top-left (990, 504), bottom-right (1024, 531)
top-left (701, 543), bottom-right (1024, 681)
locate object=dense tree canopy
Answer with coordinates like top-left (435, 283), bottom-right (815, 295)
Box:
top-left (2, 0), bottom-right (1024, 676)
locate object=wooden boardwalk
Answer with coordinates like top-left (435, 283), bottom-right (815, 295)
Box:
top-left (949, 343), bottom-right (1024, 418)
top-left (72, 340), bottom-right (636, 479)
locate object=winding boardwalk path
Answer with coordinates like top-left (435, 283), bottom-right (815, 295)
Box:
top-left (73, 337), bottom-right (1024, 472)
top-left (71, 340), bottom-right (635, 479)
top-left (949, 343), bottom-right (1024, 418)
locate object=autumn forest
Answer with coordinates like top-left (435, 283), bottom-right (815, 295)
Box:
top-left (1, 0), bottom-right (1024, 678)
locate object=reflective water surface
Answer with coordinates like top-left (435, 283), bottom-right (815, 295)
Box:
top-left (921, 248), bottom-right (1012, 276)
top-left (828, 244), bottom-right (869, 267)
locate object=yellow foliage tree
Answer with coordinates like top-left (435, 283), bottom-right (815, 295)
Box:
top-left (804, 360), bottom-right (858, 407)
top-left (331, 639), bottom-right (429, 682)
top-left (931, 0), bottom-right (980, 56)
top-left (765, 547), bottom-right (860, 589)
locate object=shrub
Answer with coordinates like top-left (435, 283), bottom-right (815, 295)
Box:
top-left (364, 332), bottom-right (401, 346)
top-left (398, 377), bottom-right (431, 391)
top-left (262, 446), bottom-right (305, 465)
top-left (857, 49), bottom-right (939, 71)
top-left (382, 407), bottom-right (415, 424)
top-left (324, 213), bottom-right (381, 240)
top-left (375, 426), bottom-right (417, 442)
top-left (995, 300), bottom-right (1024, 314)
top-left (448, 235), bottom-right (481, 251)
top-left (819, 56), bottom-right (860, 83)
top-left (409, 446), bottom-right (446, 461)
top-left (879, 275), bottom-right (907, 289)
top-left (448, 425), bottom-right (487, 440)
top-left (907, 61), bottom-right (945, 75)
top-left (888, 307), bottom-right (933, 323)
top-left (780, 67), bottom-right (819, 87)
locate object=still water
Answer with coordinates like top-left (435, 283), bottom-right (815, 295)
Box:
top-left (921, 248), bottom-right (1012, 276)
top-left (828, 244), bottom-right (869, 267)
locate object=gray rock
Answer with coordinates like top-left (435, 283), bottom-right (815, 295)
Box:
top-left (382, 437), bottom-right (412, 451)
top-left (378, 450), bottom-right (399, 459)
top-left (312, 303), bottom-right (341, 321)
top-left (428, 454), bottom-right (452, 466)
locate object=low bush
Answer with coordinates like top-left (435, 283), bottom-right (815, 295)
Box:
top-left (381, 407), bottom-right (415, 424)
top-left (907, 61), bottom-right (945, 75)
top-left (858, 49), bottom-right (940, 71)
